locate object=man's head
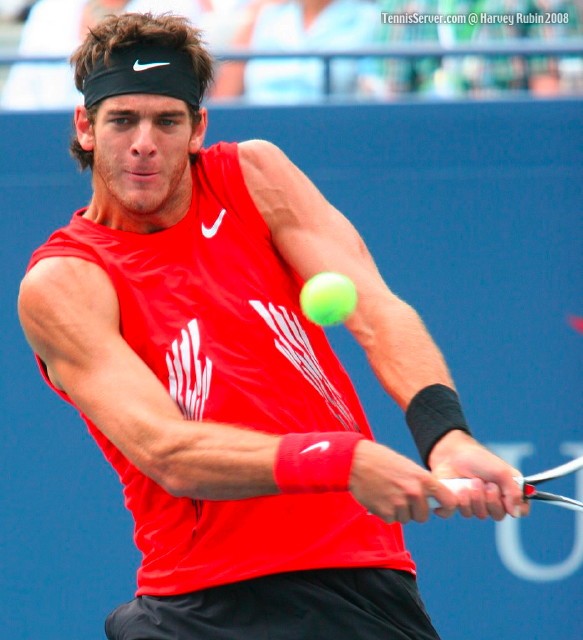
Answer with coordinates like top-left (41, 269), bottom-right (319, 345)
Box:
top-left (70, 12), bottom-right (214, 170)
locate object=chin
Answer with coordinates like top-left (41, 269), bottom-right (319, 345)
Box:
top-left (123, 191), bottom-right (165, 215)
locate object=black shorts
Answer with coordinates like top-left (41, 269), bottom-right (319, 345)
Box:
top-left (105, 568), bottom-right (441, 640)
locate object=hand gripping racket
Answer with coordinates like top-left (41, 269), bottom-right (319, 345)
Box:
top-left (429, 455), bottom-right (583, 512)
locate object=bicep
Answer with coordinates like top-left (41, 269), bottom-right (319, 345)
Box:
top-left (238, 140), bottom-right (397, 319)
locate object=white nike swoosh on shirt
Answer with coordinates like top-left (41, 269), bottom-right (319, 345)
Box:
top-left (201, 209), bottom-right (227, 239)
top-left (300, 441), bottom-right (331, 455)
top-left (133, 60), bottom-right (171, 72)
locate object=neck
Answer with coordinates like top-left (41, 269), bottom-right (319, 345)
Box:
top-left (83, 200), bottom-right (191, 234)
top-left (84, 174), bottom-right (193, 234)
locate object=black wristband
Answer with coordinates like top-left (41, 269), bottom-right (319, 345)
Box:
top-left (405, 384), bottom-right (472, 468)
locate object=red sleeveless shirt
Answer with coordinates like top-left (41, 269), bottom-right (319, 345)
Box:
top-left (28, 142), bottom-right (415, 595)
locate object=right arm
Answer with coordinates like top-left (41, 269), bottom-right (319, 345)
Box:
top-left (18, 256), bottom-right (280, 500)
top-left (18, 256), bottom-right (457, 522)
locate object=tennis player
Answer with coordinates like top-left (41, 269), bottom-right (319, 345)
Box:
top-left (18, 12), bottom-right (528, 640)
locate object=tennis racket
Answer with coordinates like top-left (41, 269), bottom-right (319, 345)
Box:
top-left (429, 455), bottom-right (583, 512)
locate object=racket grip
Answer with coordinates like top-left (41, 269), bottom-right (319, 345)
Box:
top-left (428, 478), bottom-right (476, 509)
top-left (428, 476), bottom-right (525, 509)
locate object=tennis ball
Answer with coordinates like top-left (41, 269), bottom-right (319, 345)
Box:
top-left (300, 272), bottom-right (358, 326)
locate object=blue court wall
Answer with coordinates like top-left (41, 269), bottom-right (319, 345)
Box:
top-left (0, 100), bottom-right (581, 640)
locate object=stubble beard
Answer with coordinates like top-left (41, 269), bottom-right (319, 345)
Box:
top-left (94, 150), bottom-right (191, 219)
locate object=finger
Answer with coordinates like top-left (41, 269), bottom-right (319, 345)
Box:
top-left (428, 481), bottom-right (458, 514)
top-left (499, 474), bottom-right (528, 517)
top-left (484, 481), bottom-right (506, 521)
top-left (428, 482), bottom-right (459, 519)
top-left (455, 485), bottom-right (474, 518)
top-left (505, 494), bottom-right (530, 518)
top-left (410, 495), bottom-right (431, 523)
top-left (392, 503), bottom-right (412, 525)
top-left (468, 479), bottom-right (489, 520)
top-left (433, 505), bottom-right (457, 519)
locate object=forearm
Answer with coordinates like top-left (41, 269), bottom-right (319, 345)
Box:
top-left (155, 420), bottom-right (281, 500)
top-left (70, 360), bottom-right (356, 502)
top-left (348, 289), bottom-right (454, 409)
top-left (67, 363), bottom-right (282, 500)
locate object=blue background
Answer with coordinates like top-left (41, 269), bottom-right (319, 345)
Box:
top-left (1, 100), bottom-right (581, 639)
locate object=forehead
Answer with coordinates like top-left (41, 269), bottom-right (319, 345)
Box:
top-left (99, 93), bottom-right (189, 115)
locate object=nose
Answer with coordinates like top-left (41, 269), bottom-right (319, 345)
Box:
top-left (130, 121), bottom-right (157, 157)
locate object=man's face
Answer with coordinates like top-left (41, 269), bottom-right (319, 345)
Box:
top-left (81, 94), bottom-right (204, 222)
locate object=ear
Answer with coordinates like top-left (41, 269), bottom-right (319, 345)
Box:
top-left (74, 105), bottom-right (95, 151)
top-left (189, 107), bottom-right (208, 155)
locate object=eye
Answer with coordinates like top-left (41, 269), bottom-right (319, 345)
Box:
top-left (159, 118), bottom-right (178, 127)
top-left (110, 117), bottom-right (131, 126)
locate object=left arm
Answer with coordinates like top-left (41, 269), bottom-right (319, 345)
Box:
top-left (238, 139), bottom-right (527, 519)
top-left (239, 139), bottom-right (451, 408)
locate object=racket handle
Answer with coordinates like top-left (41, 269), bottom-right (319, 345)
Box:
top-left (428, 476), bottom-right (525, 509)
top-left (428, 478), bottom-right (474, 509)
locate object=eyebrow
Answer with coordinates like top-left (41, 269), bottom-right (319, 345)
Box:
top-left (105, 109), bottom-right (188, 118)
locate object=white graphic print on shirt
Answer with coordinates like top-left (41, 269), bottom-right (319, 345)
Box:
top-left (166, 319), bottom-right (212, 421)
top-left (250, 300), bottom-right (359, 432)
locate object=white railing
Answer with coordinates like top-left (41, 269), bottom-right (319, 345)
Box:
top-left (1, 38), bottom-right (582, 95)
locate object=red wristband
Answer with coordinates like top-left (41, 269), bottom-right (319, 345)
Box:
top-left (274, 432), bottom-right (366, 494)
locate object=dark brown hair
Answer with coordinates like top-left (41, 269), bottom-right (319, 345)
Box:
top-left (69, 12), bottom-right (214, 170)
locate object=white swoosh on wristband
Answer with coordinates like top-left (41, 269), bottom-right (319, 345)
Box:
top-left (300, 441), bottom-right (330, 455)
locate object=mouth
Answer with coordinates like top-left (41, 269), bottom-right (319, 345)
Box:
top-left (126, 170), bottom-right (159, 182)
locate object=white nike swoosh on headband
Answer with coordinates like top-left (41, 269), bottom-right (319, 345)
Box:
top-left (133, 60), bottom-right (171, 72)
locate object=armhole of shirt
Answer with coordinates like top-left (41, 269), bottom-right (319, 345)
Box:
top-left (34, 354), bottom-right (70, 403)
top-left (27, 242), bottom-right (108, 405)
top-left (28, 239), bottom-right (105, 274)
top-left (198, 142), bottom-right (272, 242)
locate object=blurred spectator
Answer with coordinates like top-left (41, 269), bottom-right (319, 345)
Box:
top-left (454, 0), bottom-right (582, 97)
top-left (1, 0), bottom-right (207, 110)
top-left (517, 0), bottom-right (582, 96)
top-left (368, 0), bottom-right (443, 98)
top-left (444, 0), bottom-right (531, 98)
top-left (212, 0), bottom-right (380, 103)
top-left (373, 0), bottom-right (582, 99)
top-left (0, 1), bottom-right (34, 21)
top-left (199, 0), bottom-right (257, 50)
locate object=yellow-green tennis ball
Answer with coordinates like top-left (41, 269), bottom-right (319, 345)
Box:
top-left (300, 272), bottom-right (358, 326)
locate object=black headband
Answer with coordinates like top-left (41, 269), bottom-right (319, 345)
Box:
top-left (83, 44), bottom-right (200, 108)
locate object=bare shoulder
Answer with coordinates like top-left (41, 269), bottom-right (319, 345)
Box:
top-left (18, 257), bottom-right (119, 387)
top-left (236, 139), bottom-right (375, 291)
top-left (19, 256), bottom-right (117, 320)
top-left (237, 138), bottom-right (331, 235)
top-left (238, 138), bottom-right (291, 178)
top-left (238, 138), bottom-right (284, 157)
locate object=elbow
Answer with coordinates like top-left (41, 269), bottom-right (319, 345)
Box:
top-left (158, 474), bottom-right (193, 499)
top-left (346, 291), bottom-right (418, 349)
top-left (153, 463), bottom-right (204, 499)
top-left (141, 441), bottom-right (202, 499)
